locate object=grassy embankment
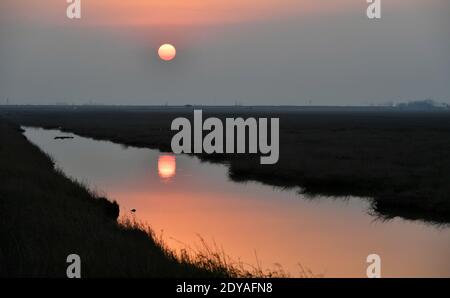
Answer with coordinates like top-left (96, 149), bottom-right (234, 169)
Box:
top-left (0, 119), bottom-right (274, 278)
top-left (2, 106), bottom-right (450, 224)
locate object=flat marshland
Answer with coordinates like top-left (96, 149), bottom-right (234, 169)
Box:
top-left (2, 106), bottom-right (450, 224)
top-left (0, 119), bottom-right (278, 278)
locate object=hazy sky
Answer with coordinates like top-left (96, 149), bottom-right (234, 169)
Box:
top-left (1, 0), bottom-right (449, 105)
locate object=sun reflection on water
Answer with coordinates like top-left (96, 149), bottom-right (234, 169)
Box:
top-left (158, 154), bottom-right (176, 180)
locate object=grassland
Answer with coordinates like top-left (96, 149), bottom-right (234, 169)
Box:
top-left (1, 105), bottom-right (450, 224)
top-left (0, 119), bottom-right (274, 278)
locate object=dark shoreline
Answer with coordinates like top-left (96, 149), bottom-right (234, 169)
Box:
top-left (0, 119), bottom-right (249, 278)
top-left (2, 106), bottom-right (450, 224)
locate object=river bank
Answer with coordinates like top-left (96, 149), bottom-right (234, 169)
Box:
top-left (2, 106), bottom-right (450, 224)
top-left (0, 119), bottom-right (255, 278)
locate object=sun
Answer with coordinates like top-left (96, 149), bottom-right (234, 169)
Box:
top-left (158, 44), bottom-right (176, 61)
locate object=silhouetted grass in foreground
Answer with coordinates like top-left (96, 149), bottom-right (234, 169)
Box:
top-left (119, 218), bottom-right (293, 278)
top-left (0, 120), bottom-right (287, 278)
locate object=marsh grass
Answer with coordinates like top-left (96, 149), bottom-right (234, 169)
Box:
top-left (2, 106), bottom-right (450, 223)
top-left (0, 119), bottom-right (292, 278)
top-left (118, 217), bottom-right (292, 278)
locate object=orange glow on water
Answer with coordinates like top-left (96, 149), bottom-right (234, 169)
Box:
top-left (23, 127), bottom-right (450, 277)
top-left (158, 155), bottom-right (176, 179)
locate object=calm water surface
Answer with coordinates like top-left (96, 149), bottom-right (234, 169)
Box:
top-left (23, 127), bottom-right (450, 277)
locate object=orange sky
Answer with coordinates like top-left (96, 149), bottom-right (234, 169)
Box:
top-left (3, 0), bottom-right (437, 27)
top-left (4, 0), bottom-right (360, 26)
top-left (86, 0), bottom-right (324, 25)
top-left (1, 0), bottom-right (447, 106)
